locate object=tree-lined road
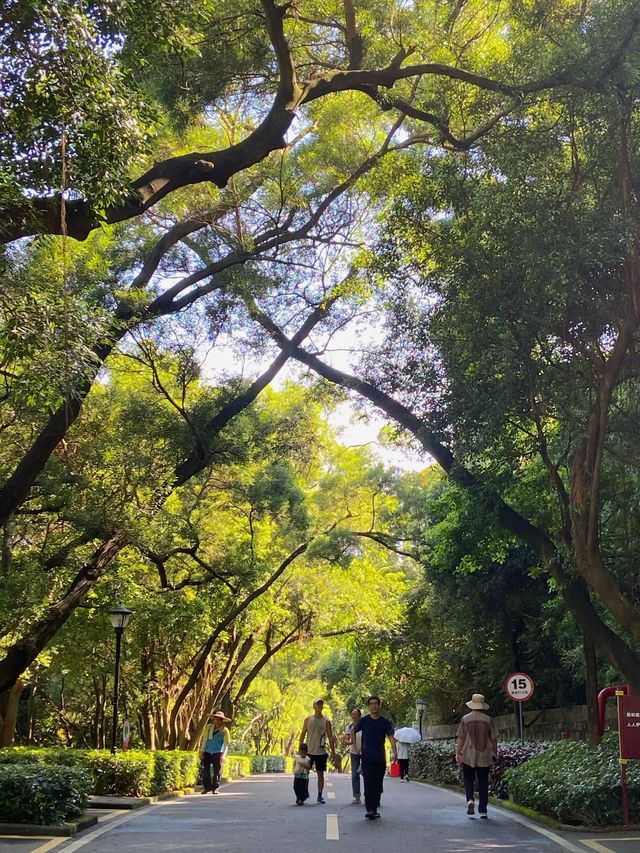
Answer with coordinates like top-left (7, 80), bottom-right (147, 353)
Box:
top-left (1, 774), bottom-right (638, 853)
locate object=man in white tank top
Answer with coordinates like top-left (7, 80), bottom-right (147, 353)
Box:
top-left (299, 699), bottom-right (336, 803)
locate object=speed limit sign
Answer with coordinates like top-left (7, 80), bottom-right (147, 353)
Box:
top-left (505, 672), bottom-right (535, 702)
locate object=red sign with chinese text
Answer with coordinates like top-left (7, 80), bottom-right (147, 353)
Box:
top-left (618, 694), bottom-right (640, 760)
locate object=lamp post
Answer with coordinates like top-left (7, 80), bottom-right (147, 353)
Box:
top-left (415, 698), bottom-right (427, 738)
top-left (109, 606), bottom-right (132, 754)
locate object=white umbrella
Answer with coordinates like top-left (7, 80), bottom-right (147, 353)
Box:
top-left (394, 726), bottom-right (421, 743)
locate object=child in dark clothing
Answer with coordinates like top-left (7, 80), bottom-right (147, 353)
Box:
top-left (293, 743), bottom-right (311, 805)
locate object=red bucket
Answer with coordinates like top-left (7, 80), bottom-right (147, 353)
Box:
top-left (389, 761), bottom-right (401, 777)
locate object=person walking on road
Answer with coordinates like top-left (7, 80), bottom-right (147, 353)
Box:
top-left (293, 743), bottom-right (311, 805)
top-left (345, 707), bottom-right (362, 803)
top-left (396, 739), bottom-right (410, 780)
top-left (200, 710), bottom-right (231, 794)
top-left (299, 698), bottom-right (337, 804)
top-left (455, 692), bottom-right (498, 818)
top-left (353, 695), bottom-right (397, 820)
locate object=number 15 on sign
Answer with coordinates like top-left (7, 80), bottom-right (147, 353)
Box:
top-left (505, 672), bottom-right (534, 743)
top-left (505, 672), bottom-right (534, 701)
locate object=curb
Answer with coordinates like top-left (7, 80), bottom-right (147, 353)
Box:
top-left (0, 812), bottom-right (98, 837)
top-left (0, 789), bottom-right (197, 836)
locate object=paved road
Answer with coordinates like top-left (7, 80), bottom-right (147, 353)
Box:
top-left (2, 774), bottom-right (640, 853)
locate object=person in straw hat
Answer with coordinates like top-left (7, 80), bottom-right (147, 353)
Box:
top-left (455, 693), bottom-right (498, 818)
top-left (200, 710), bottom-right (231, 794)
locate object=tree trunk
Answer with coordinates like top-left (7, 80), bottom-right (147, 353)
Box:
top-left (584, 636), bottom-right (600, 745)
top-left (0, 678), bottom-right (23, 746)
top-left (167, 542), bottom-right (309, 747)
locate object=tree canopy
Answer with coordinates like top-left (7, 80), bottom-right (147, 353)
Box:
top-left (3, 0), bottom-right (640, 745)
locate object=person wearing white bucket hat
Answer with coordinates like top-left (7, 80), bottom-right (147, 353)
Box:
top-left (455, 693), bottom-right (498, 818)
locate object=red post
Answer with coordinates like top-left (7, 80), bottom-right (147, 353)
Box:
top-left (621, 760), bottom-right (629, 826)
top-left (617, 689), bottom-right (632, 825)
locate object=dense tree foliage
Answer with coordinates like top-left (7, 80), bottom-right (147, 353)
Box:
top-left (3, 0), bottom-right (640, 745)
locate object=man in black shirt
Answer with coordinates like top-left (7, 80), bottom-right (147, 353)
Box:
top-left (354, 695), bottom-right (397, 819)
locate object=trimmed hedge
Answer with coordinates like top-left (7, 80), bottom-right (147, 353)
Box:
top-left (0, 745), bottom-right (285, 823)
top-left (408, 739), bottom-right (549, 798)
top-left (88, 751), bottom-right (154, 796)
top-left (0, 764), bottom-right (91, 825)
top-left (224, 755), bottom-right (252, 779)
top-left (150, 750), bottom-right (199, 795)
top-left (0, 748), bottom-right (200, 798)
top-left (250, 754), bottom-right (292, 773)
top-left (504, 732), bottom-right (640, 826)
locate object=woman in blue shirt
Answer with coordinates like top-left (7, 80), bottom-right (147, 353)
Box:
top-left (200, 710), bottom-right (231, 794)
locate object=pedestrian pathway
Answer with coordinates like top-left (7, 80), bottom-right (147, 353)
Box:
top-left (1, 773), bottom-right (640, 853)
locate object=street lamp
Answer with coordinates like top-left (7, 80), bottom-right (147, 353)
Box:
top-left (109, 606), bottom-right (132, 754)
top-left (415, 698), bottom-right (427, 738)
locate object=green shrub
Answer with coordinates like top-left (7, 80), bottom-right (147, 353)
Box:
top-left (490, 741), bottom-right (551, 798)
top-left (248, 755), bottom-right (287, 773)
top-left (504, 732), bottom-right (640, 826)
top-left (150, 751), bottom-right (178, 796)
top-left (0, 764), bottom-right (91, 825)
top-left (177, 752), bottom-right (200, 788)
top-left (224, 755), bottom-right (251, 779)
top-left (150, 750), bottom-right (200, 794)
top-left (0, 747), bottom-right (200, 798)
top-left (265, 755), bottom-right (285, 773)
top-left (409, 739), bottom-right (549, 798)
top-left (251, 755), bottom-right (266, 773)
top-left (409, 739), bottom-right (459, 786)
top-left (0, 747), bottom-right (43, 765)
top-left (85, 750), bottom-right (154, 797)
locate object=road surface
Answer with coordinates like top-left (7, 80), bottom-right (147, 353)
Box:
top-left (1, 773), bottom-right (639, 853)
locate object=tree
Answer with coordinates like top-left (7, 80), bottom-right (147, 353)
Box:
top-left (3, 0), bottom-right (583, 243)
top-left (4, 0), bottom-right (640, 713)
top-left (238, 0), bottom-right (640, 697)
top-left (1, 344), bottom-right (414, 746)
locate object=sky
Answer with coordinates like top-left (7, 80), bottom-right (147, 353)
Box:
top-left (203, 327), bottom-right (431, 473)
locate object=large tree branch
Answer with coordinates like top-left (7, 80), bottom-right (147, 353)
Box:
top-left (0, 531), bottom-right (127, 694)
top-left (251, 317), bottom-right (640, 690)
top-left (3, 46), bottom-right (601, 244)
top-left (167, 541), bottom-right (310, 743)
top-left (0, 307), bottom-right (329, 694)
top-left (0, 127), bottom-right (407, 527)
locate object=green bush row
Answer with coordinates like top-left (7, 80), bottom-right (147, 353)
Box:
top-left (0, 764), bottom-right (92, 826)
top-left (0, 748), bottom-right (199, 798)
top-left (0, 747), bottom-right (289, 794)
top-left (408, 739), bottom-right (549, 798)
top-left (224, 755), bottom-right (252, 779)
top-left (0, 746), bottom-right (290, 825)
top-left (505, 733), bottom-right (640, 826)
top-left (250, 754), bottom-right (287, 773)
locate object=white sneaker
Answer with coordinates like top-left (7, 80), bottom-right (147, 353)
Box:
top-left (352, 796), bottom-right (361, 804)
top-left (467, 801), bottom-right (475, 815)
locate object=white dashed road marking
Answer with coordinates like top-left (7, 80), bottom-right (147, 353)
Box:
top-left (326, 814), bottom-right (339, 840)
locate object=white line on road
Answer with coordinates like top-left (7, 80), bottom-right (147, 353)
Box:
top-left (418, 782), bottom-right (587, 853)
top-left (326, 814), bottom-right (339, 840)
top-left (327, 792), bottom-right (336, 799)
top-left (581, 840), bottom-right (640, 852)
top-left (52, 808), bottom-right (147, 852)
top-left (499, 809), bottom-right (586, 852)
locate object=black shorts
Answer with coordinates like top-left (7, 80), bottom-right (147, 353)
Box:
top-left (308, 753), bottom-right (328, 772)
